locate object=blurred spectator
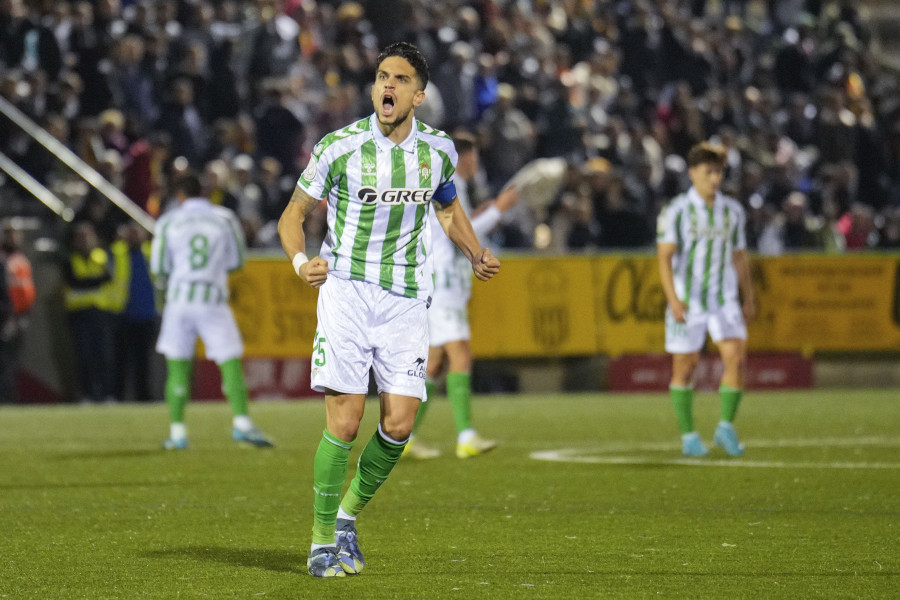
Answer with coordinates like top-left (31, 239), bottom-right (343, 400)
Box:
top-left (62, 221), bottom-right (117, 404)
top-left (67, 0), bottom-right (116, 116)
top-left (479, 83), bottom-right (535, 192)
top-left (246, 0), bottom-right (301, 106)
top-left (579, 158), bottom-right (653, 249)
top-left (0, 252), bottom-right (13, 403)
top-left (757, 192), bottom-right (823, 255)
top-left (432, 41), bottom-right (477, 131)
top-left (1, 0), bottom-right (63, 81)
top-left (877, 207), bottom-right (900, 249)
top-left (0, 221), bottom-right (35, 403)
top-left (837, 202), bottom-right (877, 250)
top-left (257, 155), bottom-right (291, 225)
top-left (473, 52), bottom-right (499, 122)
top-left (122, 131), bottom-right (171, 215)
top-left (253, 80), bottom-right (305, 177)
top-left (98, 109), bottom-right (129, 155)
top-left (73, 154), bottom-right (128, 246)
top-left (108, 34), bottom-right (159, 126)
top-left (12, 112), bottom-right (60, 188)
top-left (230, 154), bottom-right (265, 223)
top-left (202, 159), bottom-right (239, 212)
top-left (109, 222), bottom-right (157, 402)
top-left (206, 38), bottom-right (242, 124)
top-left (155, 77), bottom-right (206, 166)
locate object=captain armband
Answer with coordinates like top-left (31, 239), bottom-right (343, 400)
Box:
top-left (432, 180), bottom-right (457, 205)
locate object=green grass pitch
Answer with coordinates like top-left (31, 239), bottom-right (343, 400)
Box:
top-left (1, 390), bottom-right (897, 599)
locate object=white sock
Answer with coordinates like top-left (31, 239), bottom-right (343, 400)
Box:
top-left (337, 507), bottom-right (355, 521)
top-left (310, 543), bottom-right (335, 552)
top-left (233, 415), bottom-right (253, 432)
top-left (458, 428), bottom-right (476, 445)
top-left (717, 421), bottom-right (734, 430)
top-left (681, 431), bottom-right (700, 442)
top-left (170, 422), bottom-right (187, 440)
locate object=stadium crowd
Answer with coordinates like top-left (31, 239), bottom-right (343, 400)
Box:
top-left (2, 0), bottom-right (900, 256)
top-left (0, 0), bottom-right (900, 254)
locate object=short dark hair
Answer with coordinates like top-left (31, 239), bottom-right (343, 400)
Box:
top-left (686, 142), bottom-right (727, 168)
top-left (175, 170), bottom-right (203, 197)
top-left (376, 42), bottom-right (429, 89)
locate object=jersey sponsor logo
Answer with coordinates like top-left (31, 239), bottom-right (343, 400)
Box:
top-left (407, 357), bottom-right (426, 379)
top-left (301, 157), bottom-right (318, 182)
top-left (689, 225), bottom-right (731, 239)
top-left (357, 186), bottom-right (434, 204)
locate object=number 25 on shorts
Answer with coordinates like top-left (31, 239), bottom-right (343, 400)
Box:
top-left (313, 333), bottom-right (327, 367)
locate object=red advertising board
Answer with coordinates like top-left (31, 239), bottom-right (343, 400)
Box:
top-left (607, 353), bottom-right (814, 392)
top-left (192, 358), bottom-right (318, 400)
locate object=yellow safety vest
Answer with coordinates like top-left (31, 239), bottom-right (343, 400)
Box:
top-left (107, 240), bottom-right (154, 314)
top-left (63, 248), bottom-right (114, 311)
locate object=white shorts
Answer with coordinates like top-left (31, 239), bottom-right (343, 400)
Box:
top-left (156, 302), bottom-right (243, 363)
top-left (311, 276), bottom-right (429, 399)
top-left (428, 304), bottom-right (470, 347)
top-left (665, 302), bottom-right (747, 354)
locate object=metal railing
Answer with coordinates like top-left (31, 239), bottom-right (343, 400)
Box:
top-left (0, 151), bottom-right (74, 222)
top-left (0, 95), bottom-right (155, 233)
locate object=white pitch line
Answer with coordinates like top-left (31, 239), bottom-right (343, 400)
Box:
top-left (542, 436), bottom-right (900, 454)
top-left (531, 436), bottom-right (900, 469)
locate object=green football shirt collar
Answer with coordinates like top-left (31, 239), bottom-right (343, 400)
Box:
top-left (686, 187), bottom-right (723, 208)
top-left (369, 113), bottom-right (419, 155)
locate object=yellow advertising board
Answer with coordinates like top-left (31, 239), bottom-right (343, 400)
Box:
top-left (752, 255), bottom-right (900, 352)
top-left (592, 254), bottom-right (667, 356)
top-left (230, 254), bottom-right (900, 359)
top-left (229, 258), bottom-right (319, 358)
top-left (468, 256), bottom-right (597, 357)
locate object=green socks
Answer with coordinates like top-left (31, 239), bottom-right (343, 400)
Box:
top-left (312, 430), bottom-right (355, 545)
top-left (446, 371), bottom-right (472, 433)
top-left (339, 425), bottom-right (407, 518)
top-left (412, 380), bottom-right (435, 435)
top-left (720, 385), bottom-right (743, 423)
top-left (165, 359), bottom-right (192, 423)
top-left (670, 385), bottom-right (695, 434)
top-left (220, 358), bottom-right (249, 417)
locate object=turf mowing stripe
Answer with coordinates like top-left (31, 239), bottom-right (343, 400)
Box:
top-left (529, 452), bottom-right (900, 470)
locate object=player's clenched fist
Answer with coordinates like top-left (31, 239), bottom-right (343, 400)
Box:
top-left (472, 248), bottom-right (500, 281)
top-left (300, 256), bottom-right (329, 288)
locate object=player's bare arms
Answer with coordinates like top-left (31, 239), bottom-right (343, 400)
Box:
top-left (278, 185), bottom-right (329, 288)
top-left (433, 198), bottom-right (501, 281)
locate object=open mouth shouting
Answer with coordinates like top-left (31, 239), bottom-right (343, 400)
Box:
top-left (381, 93), bottom-right (396, 118)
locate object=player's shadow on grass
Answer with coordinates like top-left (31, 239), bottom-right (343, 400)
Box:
top-left (145, 546), bottom-right (301, 574)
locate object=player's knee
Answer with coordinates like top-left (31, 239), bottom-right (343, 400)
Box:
top-left (380, 415), bottom-right (414, 442)
top-left (330, 411), bottom-right (364, 442)
top-left (672, 355), bottom-right (700, 382)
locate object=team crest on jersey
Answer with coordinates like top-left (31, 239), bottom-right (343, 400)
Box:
top-left (419, 162), bottom-right (431, 182)
top-left (302, 157), bottom-right (318, 182)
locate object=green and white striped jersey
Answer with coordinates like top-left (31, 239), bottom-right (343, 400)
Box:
top-left (297, 114), bottom-right (457, 301)
top-left (657, 188), bottom-right (747, 312)
top-left (150, 198), bottom-right (246, 304)
top-left (429, 172), bottom-right (501, 311)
